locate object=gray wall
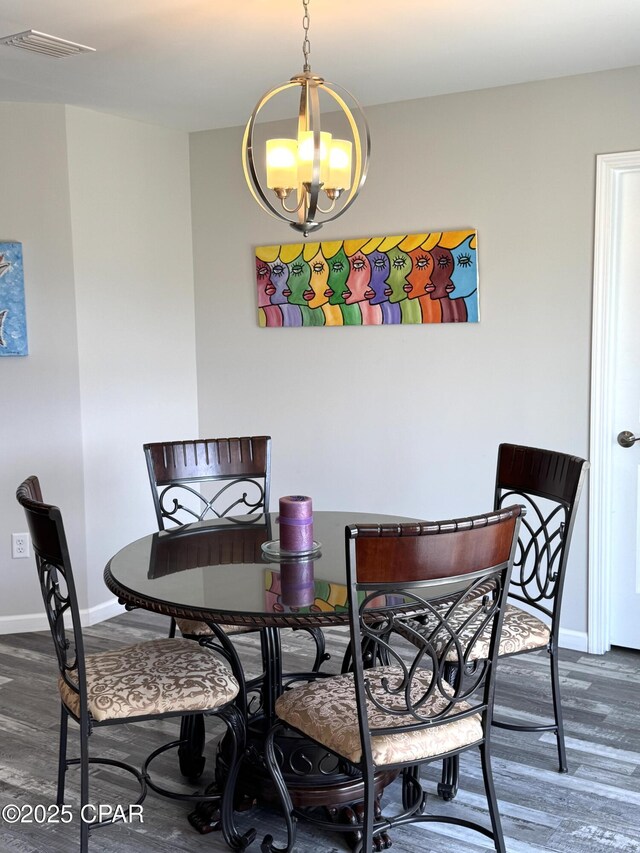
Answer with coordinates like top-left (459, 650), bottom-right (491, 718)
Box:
top-left (0, 103), bottom-right (87, 621)
top-left (2, 66), bottom-right (639, 644)
top-left (190, 66), bottom-right (640, 648)
top-left (65, 106), bottom-right (199, 609)
top-left (0, 104), bottom-right (199, 629)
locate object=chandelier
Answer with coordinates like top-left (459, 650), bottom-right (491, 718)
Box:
top-left (242, 0), bottom-right (370, 237)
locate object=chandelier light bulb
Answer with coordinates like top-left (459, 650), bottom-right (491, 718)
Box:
top-left (266, 139), bottom-right (297, 191)
top-left (328, 139), bottom-right (353, 191)
top-left (297, 131), bottom-right (332, 185)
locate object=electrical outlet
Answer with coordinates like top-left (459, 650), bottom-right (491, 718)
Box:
top-left (11, 533), bottom-right (30, 559)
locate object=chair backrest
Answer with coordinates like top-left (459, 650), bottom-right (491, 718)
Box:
top-left (144, 436), bottom-right (271, 529)
top-left (345, 506), bottom-right (522, 765)
top-left (16, 477), bottom-right (87, 714)
top-left (494, 443), bottom-right (589, 623)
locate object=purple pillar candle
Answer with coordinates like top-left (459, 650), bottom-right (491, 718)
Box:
top-left (278, 495), bottom-right (313, 552)
top-left (280, 560), bottom-right (315, 608)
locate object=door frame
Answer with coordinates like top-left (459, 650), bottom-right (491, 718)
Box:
top-left (589, 150), bottom-right (640, 654)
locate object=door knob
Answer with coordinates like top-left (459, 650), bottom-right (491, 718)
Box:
top-left (617, 430), bottom-right (640, 448)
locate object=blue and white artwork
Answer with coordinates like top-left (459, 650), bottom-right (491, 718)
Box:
top-left (0, 242), bottom-right (28, 356)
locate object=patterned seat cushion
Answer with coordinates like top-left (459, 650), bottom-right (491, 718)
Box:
top-left (495, 604), bottom-right (550, 655)
top-left (275, 666), bottom-right (482, 766)
top-left (175, 617), bottom-right (254, 637)
top-left (404, 602), bottom-right (550, 662)
top-left (58, 638), bottom-right (239, 722)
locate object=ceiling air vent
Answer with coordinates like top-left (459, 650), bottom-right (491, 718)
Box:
top-left (0, 30), bottom-right (96, 58)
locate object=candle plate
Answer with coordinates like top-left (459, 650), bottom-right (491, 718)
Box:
top-left (261, 540), bottom-right (322, 559)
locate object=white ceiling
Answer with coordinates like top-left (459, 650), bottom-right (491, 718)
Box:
top-left (0, 0), bottom-right (639, 132)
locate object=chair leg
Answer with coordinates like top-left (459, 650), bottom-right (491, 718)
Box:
top-left (307, 627), bottom-right (330, 672)
top-left (56, 703), bottom-right (68, 807)
top-left (359, 770), bottom-right (376, 853)
top-left (341, 635), bottom-right (383, 675)
top-left (79, 715), bottom-right (90, 853)
top-left (438, 754), bottom-right (459, 801)
top-left (201, 626), bottom-right (249, 719)
top-left (341, 641), bottom-right (354, 674)
top-left (549, 644), bottom-right (568, 772)
top-left (220, 706), bottom-right (256, 851)
top-left (439, 660), bottom-right (460, 800)
top-left (288, 627), bottom-right (330, 673)
top-left (479, 742), bottom-right (506, 853)
top-left (178, 713), bottom-right (206, 779)
top-left (402, 764), bottom-right (426, 814)
top-left (261, 724), bottom-right (297, 853)
top-left (168, 617), bottom-right (177, 638)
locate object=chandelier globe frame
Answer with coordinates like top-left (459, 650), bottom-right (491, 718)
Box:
top-left (241, 0), bottom-right (370, 237)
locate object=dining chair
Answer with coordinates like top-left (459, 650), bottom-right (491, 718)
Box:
top-left (261, 506), bottom-right (523, 853)
top-left (434, 443), bottom-right (589, 800)
top-left (16, 476), bottom-right (249, 853)
top-left (144, 436), bottom-right (327, 662)
top-left (144, 436), bottom-right (328, 782)
top-left (490, 445), bottom-right (588, 765)
top-left (144, 436), bottom-right (272, 640)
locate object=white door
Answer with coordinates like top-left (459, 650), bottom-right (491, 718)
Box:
top-left (590, 151), bottom-right (640, 653)
top-left (609, 167), bottom-right (640, 649)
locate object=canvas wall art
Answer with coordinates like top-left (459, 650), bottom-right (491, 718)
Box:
top-left (255, 229), bottom-right (478, 327)
top-left (0, 242), bottom-right (28, 356)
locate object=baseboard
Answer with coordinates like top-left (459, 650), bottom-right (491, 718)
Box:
top-left (0, 611), bottom-right (51, 635)
top-left (1, 604), bottom-right (592, 651)
top-left (0, 598), bottom-right (125, 635)
top-left (83, 598), bottom-right (125, 626)
top-left (558, 627), bottom-right (589, 652)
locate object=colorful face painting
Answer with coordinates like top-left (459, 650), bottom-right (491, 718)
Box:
top-left (0, 242), bottom-right (28, 356)
top-left (255, 230), bottom-right (479, 326)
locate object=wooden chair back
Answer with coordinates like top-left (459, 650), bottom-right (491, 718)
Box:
top-left (144, 436), bottom-right (271, 528)
top-left (494, 444), bottom-right (588, 623)
top-left (16, 476), bottom-right (87, 715)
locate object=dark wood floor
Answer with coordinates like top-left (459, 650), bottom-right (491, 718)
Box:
top-left (1, 608), bottom-right (639, 852)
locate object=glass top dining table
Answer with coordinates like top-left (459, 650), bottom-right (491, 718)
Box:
top-left (104, 510), bottom-right (420, 628)
top-left (104, 510), bottom-right (425, 838)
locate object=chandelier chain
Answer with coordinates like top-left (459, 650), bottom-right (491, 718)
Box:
top-left (302, 0), bottom-right (311, 71)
